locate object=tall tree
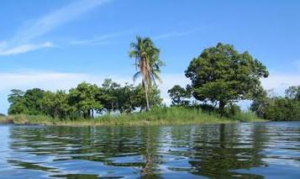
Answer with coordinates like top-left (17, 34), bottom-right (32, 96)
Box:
top-left (69, 82), bottom-right (102, 118)
top-left (185, 43), bottom-right (269, 115)
top-left (129, 36), bottom-right (164, 111)
top-left (42, 90), bottom-right (71, 119)
top-left (285, 86), bottom-right (300, 101)
top-left (23, 88), bottom-right (45, 115)
top-left (168, 85), bottom-right (191, 106)
top-left (250, 87), bottom-right (269, 118)
top-left (99, 79), bottom-right (121, 113)
top-left (8, 89), bottom-right (26, 114)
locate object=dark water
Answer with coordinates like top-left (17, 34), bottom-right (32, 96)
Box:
top-left (0, 122), bottom-right (300, 179)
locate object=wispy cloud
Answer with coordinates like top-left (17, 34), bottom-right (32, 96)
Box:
top-left (0, 42), bottom-right (54, 56)
top-left (153, 29), bottom-right (201, 40)
top-left (0, 0), bottom-right (112, 56)
top-left (0, 72), bottom-right (90, 91)
top-left (71, 31), bottom-right (130, 46)
top-left (261, 73), bottom-right (300, 95)
top-left (12, 0), bottom-right (111, 44)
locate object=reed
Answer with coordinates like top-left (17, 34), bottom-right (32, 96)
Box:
top-left (0, 107), bottom-right (264, 126)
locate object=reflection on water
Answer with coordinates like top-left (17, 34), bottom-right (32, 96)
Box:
top-left (0, 122), bottom-right (300, 179)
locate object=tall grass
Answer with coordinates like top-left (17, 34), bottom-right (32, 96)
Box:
top-left (0, 107), bottom-right (263, 126)
top-left (231, 111), bottom-right (263, 122)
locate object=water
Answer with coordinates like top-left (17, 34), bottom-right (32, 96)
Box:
top-left (0, 122), bottom-right (300, 179)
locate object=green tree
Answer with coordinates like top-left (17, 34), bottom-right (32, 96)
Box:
top-left (98, 79), bottom-right (121, 113)
top-left (69, 82), bottom-right (102, 118)
top-left (8, 89), bottom-right (26, 114)
top-left (250, 87), bottom-right (269, 118)
top-left (42, 90), bottom-right (71, 119)
top-left (117, 83), bottom-right (137, 113)
top-left (99, 79), bottom-right (138, 114)
top-left (251, 86), bottom-right (300, 121)
top-left (134, 84), bottom-right (163, 111)
top-left (264, 97), bottom-right (300, 121)
top-left (285, 86), bottom-right (300, 101)
top-left (129, 36), bottom-right (164, 111)
top-left (185, 43), bottom-right (269, 115)
top-left (23, 88), bottom-right (46, 115)
top-left (168, 85), bottom-right (191, 106)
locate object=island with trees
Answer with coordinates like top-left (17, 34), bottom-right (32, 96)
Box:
top-left (1, 37), bottom-right (299, 126)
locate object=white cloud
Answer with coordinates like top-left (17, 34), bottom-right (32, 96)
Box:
top-left (0, 42), bottom-right (54, 56)
top-left (153, 29), bottom-right (201, 40)
top-left (13, 0), bottom-right (111, 44)
top-left (1, 71), bottom-right (299, 113)
top-left (0, 0), bottom-right (112, 56)
top-left (0, 71), bottom-right (124, 113)
top-left (0, 72), bottom-right (188, 97)
top-left (2, 71), bottom-right (296, 102)
top-left (71, 31), bottom-right (130, 46)
top-left (261, 73), bottom-right (300, 96)
top-left (159, 74), bottom-right (190, 104)
top-left (0, 72), bottom-right (188, 113)
top-left (0, 72), bottom-right (129, 92)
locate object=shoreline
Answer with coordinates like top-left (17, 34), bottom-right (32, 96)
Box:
top-left (0, 107), bottom-right (265, 127)
top-left (0, 115), bottom-right (264, 127)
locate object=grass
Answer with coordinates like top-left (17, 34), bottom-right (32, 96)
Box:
top-left (232, 111), bottom-right (263, 122)
top-left (0, 107), bottom-right (264, 127)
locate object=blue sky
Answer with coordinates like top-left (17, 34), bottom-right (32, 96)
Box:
top-left (0, 0), bottom-right (300, 114)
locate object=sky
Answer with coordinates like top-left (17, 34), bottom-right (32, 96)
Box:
top-left (0, 0), bottom-right (300, 114)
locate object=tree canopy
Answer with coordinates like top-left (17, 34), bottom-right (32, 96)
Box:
top-left (7, 41), bottom-right (300, 122)
top-left (168, 85), bottom-right (191, 106)
top-left (285, 86), bottom-right (300, 101)
top-left (251, 85), bottom-right (300, 121)
top-left (185, 43), bottom-right (269, 114)
top-left (8, 79), bottom-right (162, 119)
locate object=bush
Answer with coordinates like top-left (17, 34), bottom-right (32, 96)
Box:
top-left (232, 112), bottom-right (259, 122)
top-left (225, 104), bottom-right (242, 117)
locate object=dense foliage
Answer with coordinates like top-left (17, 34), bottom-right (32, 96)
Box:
top-left (185, 43), bottom-right (269, 114)
top-left (251, 86), bottom-right (300, 121)
top-left (168, 85), bottom-right (191, 106)
top-left (8, 79), bottom-right (162, 119)
top-left (6, 40), bottom-right (300, 122)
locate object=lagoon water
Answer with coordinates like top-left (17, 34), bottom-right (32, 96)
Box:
top-left (0, 122), bottom-right (300, 179)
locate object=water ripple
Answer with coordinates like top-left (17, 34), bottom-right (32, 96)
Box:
top-left (0, 122), bottom-right (300, 178)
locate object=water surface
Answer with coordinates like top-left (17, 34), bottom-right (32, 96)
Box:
top-left (0, 122), bottom-right (300, 178)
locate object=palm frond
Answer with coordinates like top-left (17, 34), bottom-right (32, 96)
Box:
top-left (133, 72), bottom-right (141, 82)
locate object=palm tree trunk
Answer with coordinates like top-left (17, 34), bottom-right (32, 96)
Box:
top-left (144, 82), bottom-right (150, 111)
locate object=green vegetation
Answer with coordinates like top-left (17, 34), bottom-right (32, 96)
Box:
top-left (5, 39), bottom-right (299, 125)
top-left (168, 85), bottom-right (191, 106)
top-left (129, 36), bottom-right (164, 111)
top-left (8, 79), bottom-right (162, 119)
top-left (0, 107), bottom-right (263, 126)
top-left (184, 43), bottom-right (269, 115)
top-left (251, 86), bottom-right (300, 121)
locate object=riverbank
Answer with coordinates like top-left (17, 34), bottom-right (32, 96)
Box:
top-left (0, 107), bottom-right (264, 127)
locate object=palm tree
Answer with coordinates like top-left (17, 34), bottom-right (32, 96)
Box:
top-left (129, 36), bottom-right (164, 111)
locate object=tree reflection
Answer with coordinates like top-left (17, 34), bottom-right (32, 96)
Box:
top-left (189, 124), bottom-right (269, 178)
top-left (140, 126), bottom-right (162, 179)
top-left (7, 123), bottom-right (273, 179)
